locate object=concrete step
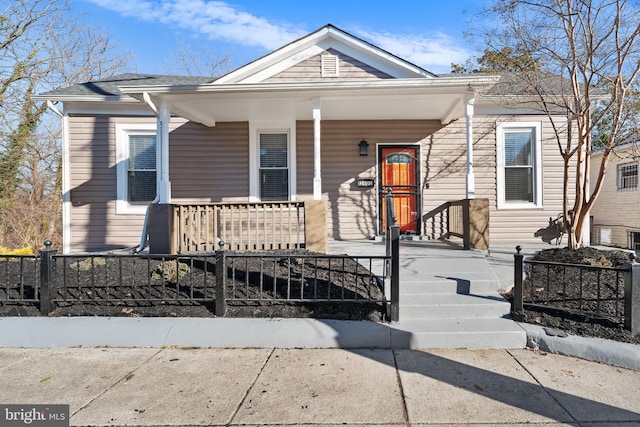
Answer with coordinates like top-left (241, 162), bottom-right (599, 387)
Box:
top-left (390, 317), bottom-right (526, 349)
top-left (399, 293), bottom-right (511, 319)
top-left (400, 278), bottom-right (500, 294)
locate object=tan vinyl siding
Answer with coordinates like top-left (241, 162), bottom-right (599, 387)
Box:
top-left (68, 115), bottom-right (121, 252)
top-left (297, 116), bottom-right (572, 243)
top-left (297, 120), bottom-right (445, 239)
top-left (590, 148), bottom-right (640, 248)
top-left (486, 115), bottom-right (570, 244)
top-left (170, 121), bottom-right (249, 202)
top-left (68, 116), bottom-right (249, 252)
top-left (266, 48), bottom-right (393, 82)
top-left (69, 114), bottom-right (572, 251)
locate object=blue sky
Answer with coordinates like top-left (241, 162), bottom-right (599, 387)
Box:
top-left (72, 0), bottom-right (486, 75)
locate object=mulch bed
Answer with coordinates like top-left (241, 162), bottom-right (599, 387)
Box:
top-left (503, 247), bottom-right (640, 345)
top-left (3, 248), bottom-right (639, 345)
top-left (0, 252), bottom-right (386, 322)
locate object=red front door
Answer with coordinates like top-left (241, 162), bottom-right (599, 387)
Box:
top-left (380, 147), bottom-right (420, 233)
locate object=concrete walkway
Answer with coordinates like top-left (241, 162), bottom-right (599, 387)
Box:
top-left (1, 347), bottom-right (639, 426)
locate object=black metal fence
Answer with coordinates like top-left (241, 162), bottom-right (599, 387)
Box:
top-left (1, 236), bottom-right (401, 320)
top-left (512, 246), bottom-right (640, 335)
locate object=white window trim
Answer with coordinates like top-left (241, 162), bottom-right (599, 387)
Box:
top-left (249, 120), bottom-right (297, 202)
top-left (496, 121), bottom-right (543, 209)
top-left (115, 123), bottom-right (157, 214)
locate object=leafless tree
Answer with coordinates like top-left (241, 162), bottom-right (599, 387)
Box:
top-left (0, 0), bottom-right (131, 249)
top-left (161, 36), bottom-right (231, 77)
top-left (475, 0), bottom-right (640, 248)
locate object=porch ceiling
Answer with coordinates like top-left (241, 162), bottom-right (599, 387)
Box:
top-left (121, 76), bottom-right (499, 126)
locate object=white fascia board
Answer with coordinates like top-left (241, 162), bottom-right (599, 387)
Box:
top-left (238, 45), bottom-right (326, 83)
top-left (59, 101), bottom-right (154, 116)
top-left (321, 29), bottom-right (433, 78)
top-left (215, 27), bottom-right (331, 84)
top-left (214, 25), bottom-right (433, 84)
top-left (32, 94), bottom-right (137, 103)
top-left (120, 75), bottom-right (500, 97)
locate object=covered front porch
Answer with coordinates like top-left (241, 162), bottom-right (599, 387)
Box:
top-left (120, 76), bottom-right (498, 252)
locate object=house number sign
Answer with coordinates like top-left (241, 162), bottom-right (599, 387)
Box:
top-left (356, 178), bottom-right (375, 187)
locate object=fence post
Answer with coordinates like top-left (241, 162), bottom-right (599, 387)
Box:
top-left (624, 253), bottom-right (639, 336)
top-left (215, 242), bottom-right (227, 317)
top-left (389, 225), bottom-right (400, 323)
top-left (385, 188), bottom-right (396, 227)
top-left (512, 245), bottom-right (525, 321)
top-left (39, 240), bottom-right (56, 316)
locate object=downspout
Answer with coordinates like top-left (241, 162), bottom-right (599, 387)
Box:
top-left (142, 92), bottom-right (161, 206)
top-left (465, 92), bottom-right (475, 199)
top-left (46, 101), bottom-right (71, 254)
top-left (134, 93), bottom-right (162, 253)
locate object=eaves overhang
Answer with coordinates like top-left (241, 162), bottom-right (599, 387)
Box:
top-left (32, 94), bottom-right (138, 103)
top-left (119, 75), bottom-right (499, 97)
top-left (115, 76), bottom-right (499, 125)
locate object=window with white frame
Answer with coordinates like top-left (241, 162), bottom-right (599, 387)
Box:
top-left (259, 132), bottom-right (289, 200)
top-left (116, 124), bottom-right (157, 214)
top-left (496, 122), bottom-right (543, 209)
top-left (617, 163), bottom-right (638, 191)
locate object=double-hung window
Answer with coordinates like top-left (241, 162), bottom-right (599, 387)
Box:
top-left (259, 132), bottom-right (289, 200)
top-left (617, 163), bottom-right (638, 191)
top-left (116, 124), bottom-right (157, 214)
top-left (496, 122), bottom-right (543, 209)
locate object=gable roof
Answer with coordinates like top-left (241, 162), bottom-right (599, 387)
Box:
top-left (35, 25), bottom-right (502, 125)
top-left (214, 24), bottom-right (435, 84)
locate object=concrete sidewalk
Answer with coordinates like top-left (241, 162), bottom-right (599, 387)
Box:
top-left (1, 347), bottom-right (639, 426)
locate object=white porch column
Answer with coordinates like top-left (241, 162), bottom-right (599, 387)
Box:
top-left (465, 93), bottom-right (475, 199)
top-left (312, 98), bottom-right (322, 200)
top-left (157, 102), bottom-right (172, 203)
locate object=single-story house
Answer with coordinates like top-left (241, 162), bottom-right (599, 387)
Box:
top-left (37, 24), bottom-right (577, 254)
top-left (590, 143), bottom-right (640, 250)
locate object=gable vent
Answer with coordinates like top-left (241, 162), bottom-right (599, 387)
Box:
top-left (321, 54), bottom-right (339, 77)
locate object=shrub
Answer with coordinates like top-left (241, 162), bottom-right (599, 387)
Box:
top-left (0, 246), bottom-right (34, 261)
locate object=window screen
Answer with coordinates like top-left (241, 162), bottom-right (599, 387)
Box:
top-left (128, 134), bottom-right (156, 204)
top-left (260, 133), bottom-right (288, 200)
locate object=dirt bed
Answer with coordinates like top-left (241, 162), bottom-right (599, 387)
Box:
top-left (2, 248), bottom-right (639, 345)
top-left (503, 247), bottom-right (640, 345)
top-left (0, 252), bottom-right (386, 322)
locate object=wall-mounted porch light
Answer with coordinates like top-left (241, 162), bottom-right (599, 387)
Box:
top-left (359, 140), bottom-right (369, 156)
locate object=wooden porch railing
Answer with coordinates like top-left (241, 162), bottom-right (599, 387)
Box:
top-left (147, 201), bottom-right (328, 254)
top-left (423, 198), bottom-right (490, 250)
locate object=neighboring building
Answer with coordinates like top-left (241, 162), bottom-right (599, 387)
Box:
top-left (590, 144), bottom-right (640, 250)
top-left (37, 24), bottom-right (574, 253)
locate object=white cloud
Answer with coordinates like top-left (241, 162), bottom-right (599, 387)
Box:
top-left (356, 29), bottom-right (472, 74)
top-left (86, 0), bottom-right (306, 50)
top-left (86, 0), bottom-right (471, 73)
